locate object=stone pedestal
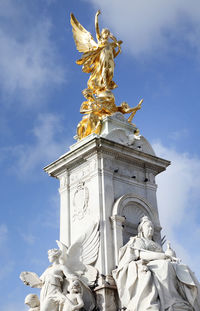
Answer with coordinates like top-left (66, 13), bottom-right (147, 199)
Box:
top-left (94, 285), bottom-right (117, 311)
top-left (44, 114), bottom-right (170, 310)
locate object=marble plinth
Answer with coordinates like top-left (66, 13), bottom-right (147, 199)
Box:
top-left (44, 115), bottom-right (170, 309)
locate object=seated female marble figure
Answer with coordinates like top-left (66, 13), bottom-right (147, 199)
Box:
top-left (113, 216), bottom-right (200, 311)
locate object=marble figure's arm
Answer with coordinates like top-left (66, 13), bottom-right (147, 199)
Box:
top-left (139, 249), bottom-right (167, 261)
top-left (74, 294), bottom-right (84, 310)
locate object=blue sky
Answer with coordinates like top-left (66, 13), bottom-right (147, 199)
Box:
top-left (1, 0), bottom-right (200, 310)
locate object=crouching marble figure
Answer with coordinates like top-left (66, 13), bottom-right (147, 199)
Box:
top-left (20, 223), bottom-right (99, 311)
top-left (113, 216), bottom-right (200, 311)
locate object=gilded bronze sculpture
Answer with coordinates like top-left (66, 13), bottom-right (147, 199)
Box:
top-left (71, 10), bottom-right (142, 140)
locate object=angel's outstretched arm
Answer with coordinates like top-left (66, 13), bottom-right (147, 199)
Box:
top-left (110, 34), bottom-right (122, 57)
top-left (95, 10), bottom-right (101, 42)
top-left (20, 271), bottom-right (43, 288)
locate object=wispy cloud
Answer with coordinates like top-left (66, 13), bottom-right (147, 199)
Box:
top-left (86, 0), bottom-right (200, 58)
top-left (2, 113), bottom-right (71, 178)
top-left (20, 232), bottom-right (36, 245)
top-left (153, 141), bottom-right (200, 276)
top-left (0, 0), bottom-right (66, 106)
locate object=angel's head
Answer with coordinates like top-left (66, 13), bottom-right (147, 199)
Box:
top-left (25, 294), bottom-right (40, 308)
top-left (48, 248), bottom-right (62, 263)
top-left (101, 28), bottom-right (110, 40)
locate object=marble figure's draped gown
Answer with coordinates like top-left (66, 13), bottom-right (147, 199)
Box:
top-left (40, 265), bottom-right (66, 311)
top-left (113, 237), bottom-right (200, 311)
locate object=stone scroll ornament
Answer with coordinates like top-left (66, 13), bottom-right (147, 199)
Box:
top-left (70, 10), bottom-right (143, 140)
top-left (112, 216), bottom-right (200, 311)
top-left (20, 222), bottom-right (99, 311)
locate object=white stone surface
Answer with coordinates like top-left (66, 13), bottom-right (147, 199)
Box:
top-left (113, 216), bottom-right (200, 311)
top-left (94, 285), bottom-right (117, 311)
top-left (44, 126), bottom-right (170, 310)
top-left (101, 112), bottom-right (136, 137)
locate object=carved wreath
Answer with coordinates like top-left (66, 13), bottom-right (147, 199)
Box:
top-left (73, 181), bottom-right (89, 221)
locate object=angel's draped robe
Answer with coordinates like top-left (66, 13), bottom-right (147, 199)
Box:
top-left (77, 41), bottom-right (118, 92)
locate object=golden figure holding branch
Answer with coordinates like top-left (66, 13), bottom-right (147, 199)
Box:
top-left (70, 10), bottom-right (142, 140)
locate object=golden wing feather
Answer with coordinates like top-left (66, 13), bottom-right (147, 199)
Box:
top-left (70, 13), bottom-right (98, 53)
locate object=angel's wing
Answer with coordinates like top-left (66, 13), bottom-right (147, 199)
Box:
top-left (20, 271), bottom-right (42, 288)
top-left (56, 223), bottom-right (99, 285)
top-left (67, 222), bottom-right (99, 268)
top-left (56, 240), bottom-right (68, 265)
top-left (70, 13), bottom-right (98, 53)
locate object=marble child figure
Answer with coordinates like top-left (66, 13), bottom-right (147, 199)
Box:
top-left (25, 294), bottom-right (40, 311)
top-left (113, 216), bottom-right (200, 311)
top-left (63, 279), bottom-right (84, 311)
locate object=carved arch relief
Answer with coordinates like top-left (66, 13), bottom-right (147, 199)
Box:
top-left (111, 194), bottom-right (161, 266)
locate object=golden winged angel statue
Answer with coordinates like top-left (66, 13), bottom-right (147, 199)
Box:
top-left (71, 10), bottom-right (142, 140)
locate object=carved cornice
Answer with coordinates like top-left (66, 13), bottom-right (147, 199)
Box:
top-left (44, 137), bottom-right (170, 178)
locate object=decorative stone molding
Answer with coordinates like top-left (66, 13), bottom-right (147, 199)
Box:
top-left (112, 193), bottom-right (156, 220)
top-left (60, 175), bottom-right (68, 189)
top-left (73, 181), bottom-right (89, 221)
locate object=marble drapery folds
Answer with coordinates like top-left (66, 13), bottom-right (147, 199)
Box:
top-left (113, 228), bottom-right (200, 311)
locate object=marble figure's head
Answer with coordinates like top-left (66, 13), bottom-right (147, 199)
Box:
top-left (138, 216), bottom-right (154, 240)
top-left (25, 294), bottom-right (40, 308)
top-left (69, 279), bottom-right (82, 294)
top-left (48, 248), bottom-right (62, 263)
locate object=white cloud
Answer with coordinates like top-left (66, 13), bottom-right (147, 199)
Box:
top-left (86, 0), bottom-right (200, 57)
top-left (153, 141), bottom-right (200, 276)
top-left (20, 233), bottom-right (36, 245)
top-left (3, 113), bottom-right (71, 178)
top-left (0, 0), bottom-right (66, 106)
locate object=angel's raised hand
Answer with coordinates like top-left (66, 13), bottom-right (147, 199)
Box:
top-left (96, 10), bottom-right (101, 16)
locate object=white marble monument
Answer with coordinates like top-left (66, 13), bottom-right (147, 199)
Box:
top-left (42, 113), bottom-right (171, 310)
top-left (20, 113), bottom-right (200, 311)
top-left (20, 10), bottom-right (200, 311)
